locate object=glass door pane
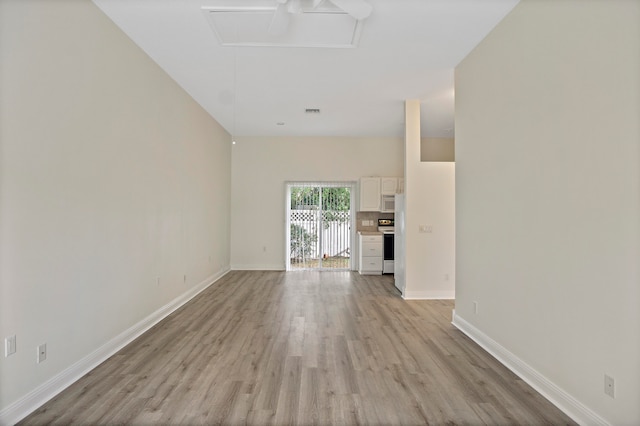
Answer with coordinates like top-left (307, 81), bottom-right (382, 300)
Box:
top-left (319, 187), bottom-right (351, 269)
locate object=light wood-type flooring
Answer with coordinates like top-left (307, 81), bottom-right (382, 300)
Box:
top-left (21, 270), bottom-right (576, 425)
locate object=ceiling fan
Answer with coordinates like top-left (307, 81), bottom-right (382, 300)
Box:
top-left (269, 0), bottom-right (373, 35)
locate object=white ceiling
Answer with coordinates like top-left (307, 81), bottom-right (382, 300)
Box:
top-left (92, 0), bottom-right (519, 139)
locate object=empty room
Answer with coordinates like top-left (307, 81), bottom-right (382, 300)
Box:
top-left (1, 0), bottom-right (638, 425)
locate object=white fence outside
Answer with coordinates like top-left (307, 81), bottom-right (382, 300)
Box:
top-left (289, 209), bottom-right (351, 269)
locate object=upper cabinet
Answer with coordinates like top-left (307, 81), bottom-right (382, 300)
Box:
top-left (359, 176), bottom-right (404, 211)
top-left (359, 177), bottom-right (381, 211)
top-left (380, 177), bottom-right (398, 195)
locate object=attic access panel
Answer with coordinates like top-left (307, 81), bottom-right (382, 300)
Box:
top-left (202, 5), bottom-right (363, 48)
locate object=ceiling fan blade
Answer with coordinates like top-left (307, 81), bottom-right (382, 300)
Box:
top-left (287, 0), bottom-right (302, 14)
top-left (268, 2), bottom-right (290, 35)
top-left (328, 0), bottom-right (372, 20)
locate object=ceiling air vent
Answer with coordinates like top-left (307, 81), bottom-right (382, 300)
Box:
top-left (305, 108), bottom-right (321, 114)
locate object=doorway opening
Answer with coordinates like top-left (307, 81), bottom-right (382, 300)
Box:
top-left (286, 182), bottom-right (355, 271)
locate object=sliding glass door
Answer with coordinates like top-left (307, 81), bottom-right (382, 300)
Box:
top-left (286, 182), bottom-right (355, 271)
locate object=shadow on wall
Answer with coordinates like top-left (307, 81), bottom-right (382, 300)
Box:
top-left (421, 138), bottom-right (455, 162)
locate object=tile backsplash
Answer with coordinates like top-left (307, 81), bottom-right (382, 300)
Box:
top-left (356, 212), bottom-right (394, 232)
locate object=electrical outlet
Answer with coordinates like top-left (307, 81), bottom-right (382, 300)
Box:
top-left (37, 343), bottom-right (47, 363)
top-left (183, 274), bottom-right (187, 284)
top-left (473, 301), bottom-right (479, 314)
top-left (5, 335), bottom-right (16, 357)
top-left (419, 225), bottom-right (433, 233)
top-left (604, 374), bottom-right (615, 398)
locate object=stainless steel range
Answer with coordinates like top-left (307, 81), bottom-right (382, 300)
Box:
top-left (378, 219), bottom-right (394, 274)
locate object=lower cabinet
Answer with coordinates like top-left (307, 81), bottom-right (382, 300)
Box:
top-left (358, 234), bottom-right (382, 275)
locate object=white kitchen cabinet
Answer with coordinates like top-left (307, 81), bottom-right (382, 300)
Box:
top-left (358, 233), bottom-right (383, 275)
top-left (359, 177), bottom-right (381, 211)
top-left (380, 177), bottom-right (398, 195)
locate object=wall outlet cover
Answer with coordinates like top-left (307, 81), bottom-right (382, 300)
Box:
top-left (5, 335), bottom-right (16, 357)
top-left (604, 374), bottom-right (615, 398)
top-left (37, 343), bottom-right (47, 363)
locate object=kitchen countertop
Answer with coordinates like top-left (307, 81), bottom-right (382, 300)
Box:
top-left (358, 231), bottom-right (382, 235)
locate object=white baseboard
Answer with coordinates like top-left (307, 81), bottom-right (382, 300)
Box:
top-left (0, 267), bottom-right (230, 426)
top-left (451, 312), bottom-right (609, 426)
top-left (403, 290), bottom-right (455, 300)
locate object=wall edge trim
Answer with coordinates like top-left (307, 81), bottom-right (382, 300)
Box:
top-left (451, 312), bottom-right (610, 426)
top-left (0, 267), bottom-right (231, 426)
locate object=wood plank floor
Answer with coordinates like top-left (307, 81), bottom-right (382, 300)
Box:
top-left (21, 271), bottom-right (576, 425)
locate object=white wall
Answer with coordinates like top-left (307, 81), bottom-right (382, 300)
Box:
top-left (454, 0), bottom-right (639, 424)
top-left (403, 101), bottom-right (455, 299)
top-left (0, 0), bottom-right (231, 421)
top-left (230, 136), bottom-right (403, 270)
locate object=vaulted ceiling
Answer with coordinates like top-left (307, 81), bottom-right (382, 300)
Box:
top-left (93, 0), bottom-right (519, 138)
